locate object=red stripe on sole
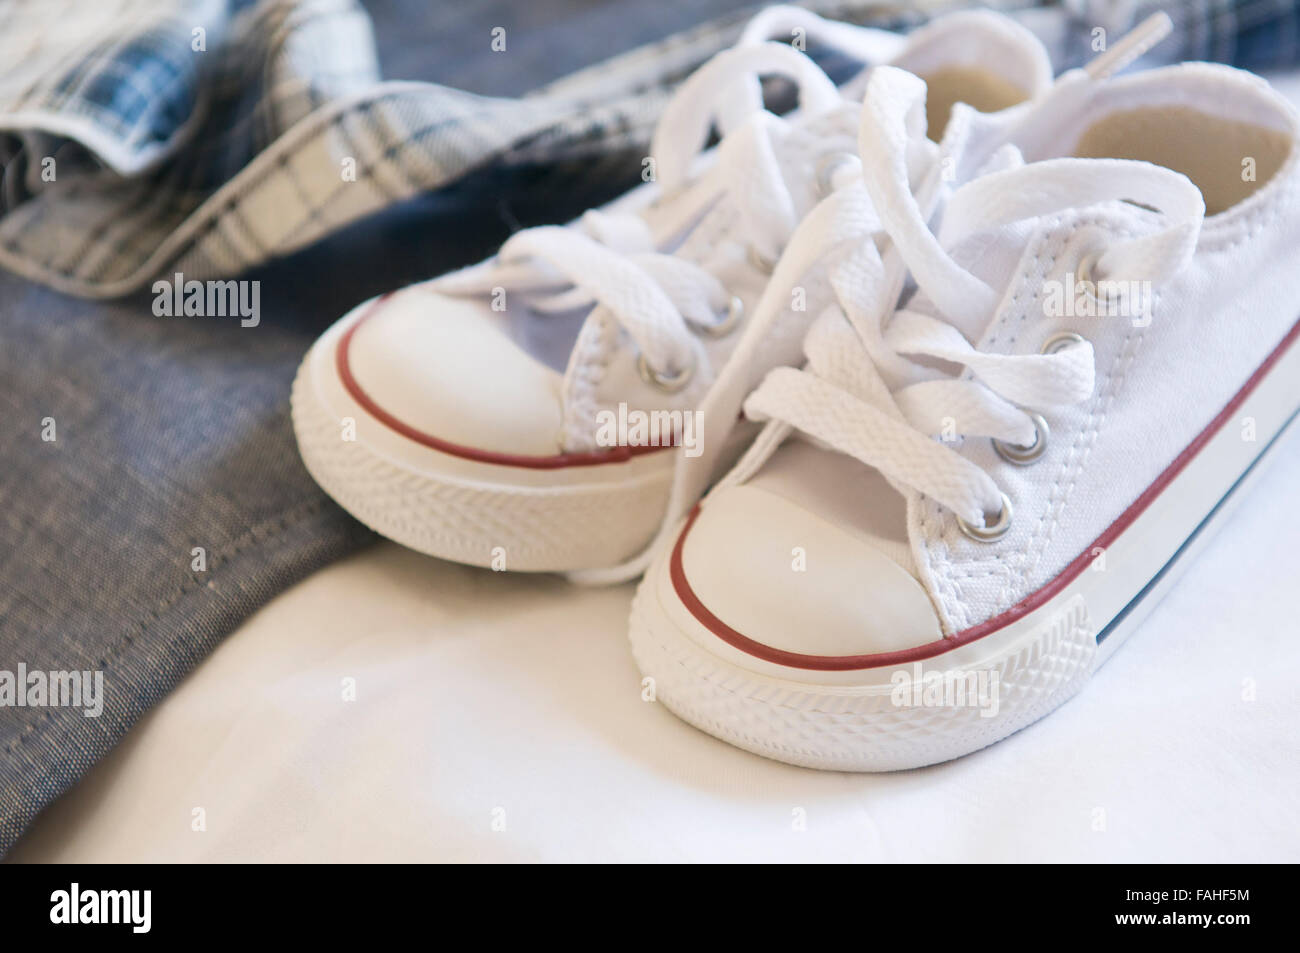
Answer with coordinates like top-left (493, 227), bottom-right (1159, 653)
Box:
top-left (335, 294), bottom-right (672, 470)
top-left (671, 314), bottom-right (1300, 671)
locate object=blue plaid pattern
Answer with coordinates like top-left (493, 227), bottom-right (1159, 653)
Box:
top-left (2, 0), bottom-right (1298, 298)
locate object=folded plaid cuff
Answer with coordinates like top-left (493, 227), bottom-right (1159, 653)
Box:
top-left (0, 0), bottom-right (1296, 298)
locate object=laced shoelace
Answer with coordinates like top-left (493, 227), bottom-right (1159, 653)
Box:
top-left (568, 12), bottom-right (1194, 583)
top-left (433, 39), bottom-right (849, 388)
top-left (737, 64), bottom-right (1206, 536)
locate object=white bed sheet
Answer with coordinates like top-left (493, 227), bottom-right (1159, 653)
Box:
top-left (13, 74), bottom-right (1300, 865)
top-left (11, 421), bottom-right (1299, 863)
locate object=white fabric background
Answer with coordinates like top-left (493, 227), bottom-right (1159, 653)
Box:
top-left (11, 74), bottom-right (1300, 867)
top-left (10, 424), bottom-right (1298, 862)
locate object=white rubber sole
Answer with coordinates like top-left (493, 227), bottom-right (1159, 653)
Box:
top-left (291, 305), bottom-right (675, 572)
top-left (629, 324), bottom-right (1300, 771)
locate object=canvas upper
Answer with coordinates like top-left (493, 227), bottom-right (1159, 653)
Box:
top-left (666, 55), bottom-right (1300, 658)
top-left (339, 8), bottom-right (1052, 466)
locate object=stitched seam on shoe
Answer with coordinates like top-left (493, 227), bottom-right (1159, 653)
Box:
top-left (1019, 284), bottom-right (1145, 595)
top-left (1007, 216), bottom-right (1141, 606)
top-left (920, 213), bottom-right (1138, 628)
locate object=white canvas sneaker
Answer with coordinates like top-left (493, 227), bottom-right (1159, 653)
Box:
top-left (629, 50), bottom-right (1300, 770)
top-left (290, 7), bottom-right (1051, 574)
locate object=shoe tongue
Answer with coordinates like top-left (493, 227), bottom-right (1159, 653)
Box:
top-left (777, 103), bottom-right (862, 219)
top-left (902, 143), bottom-right (1036, 343)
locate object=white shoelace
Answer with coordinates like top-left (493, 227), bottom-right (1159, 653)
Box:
top-left (566, 72), bottom-right (954, 585)
top-left (434, 39), bottom-right (849, 385)
top-left (738, 63), bottom-right (1201, 530)
top-left (739, 64), bottom-right (1205, 531)
top-left (569, 12), bottom-right (1194, 584)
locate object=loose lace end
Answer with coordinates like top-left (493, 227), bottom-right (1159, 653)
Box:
top-left (1084, 11), bottom-right (1173, 79)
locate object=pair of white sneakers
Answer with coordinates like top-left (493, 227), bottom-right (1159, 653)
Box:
top-left (292, 7), bottom-right (1300, 771)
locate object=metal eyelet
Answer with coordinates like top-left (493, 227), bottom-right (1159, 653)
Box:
top-left (814, 150), bottom-right (857, 197)
top-left (637, 351), bottom-right (695, 393)
top-left (1041, 330), bottom-right (1088, 355)
top-left (1076, 249), bottom-right (1119, 310)
top-left (693, 295), bottom-right (744, 338)
top-left (747, 243), bottom-right (777, 275)
top-left (957, 492), bottom-right (1013, 542)
top-left (1076, 249), bottom-right (1101, 281)
top-left (993, 413), bottom-right (1049, 466)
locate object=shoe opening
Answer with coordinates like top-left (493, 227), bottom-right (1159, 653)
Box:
top-left (921, 67), bottom-right (1029, 141)
top-left (1058, 65), bottom-right (1299, 216)
top-left (1072, 105), bottom-right (1292, 215)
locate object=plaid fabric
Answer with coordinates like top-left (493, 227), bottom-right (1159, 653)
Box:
top-left (1049, 0), bottom-right (1300, 69)
top-left (3, 0), bottom-right (1298, 300)
top-left (0, 0), bottom-right (665, 297)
